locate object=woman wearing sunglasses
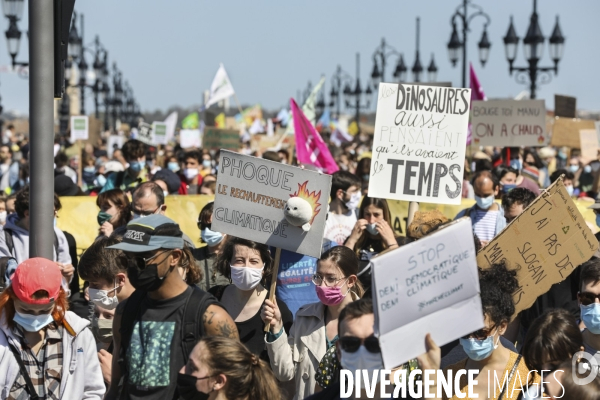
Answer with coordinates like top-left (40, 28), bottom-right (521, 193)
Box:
top-left (177, 336), bottom-right (282, 400)
top-left (262, 246), bottom-right (364, 400)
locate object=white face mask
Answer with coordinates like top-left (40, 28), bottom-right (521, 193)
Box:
top-left (88, 280), bottom-right (119, 310)
top-left (366, 223), bottom-right (379, 236)
top-left (230, 264), bottom-right (264, 291)
top-left (341, 345), bottom-right (384, 374)
top-left (183, 168), bottom-right (199, 180)
top-left (345, 192), bottom-right (361, 211)
top-left (0, 211), bottom-right (6, 224)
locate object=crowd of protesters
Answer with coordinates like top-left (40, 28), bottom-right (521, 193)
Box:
top-left (0, 125), bottom-right (597, 400)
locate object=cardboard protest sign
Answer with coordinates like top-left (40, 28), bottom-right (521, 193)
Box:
top-left (212, 150), bottom-right (331, 258)
top-left (477, 178), bottom-right (598, 315)
top-left (550, 117), bottom-right (596, 148)
top-left (555, 94), bottom-right (577, 118)
top-left (471, 99), bottom-right (547, 147)
top-left (203, 127), bottom-right (240, 151)
top-left (371, 218), bottom-right (483, 369)
top-left (70, 116), bottom-right (89, 141)
top-left (152, 122), bottom-right (168, 145)
top-left (179, 129), bottom-right (201, 149)
top-left (368, 83), bottom-right (471, 205)
top-left (580, 129), bottom-right (599, 163)
top-left (106, 135), bottom-right (124, 158)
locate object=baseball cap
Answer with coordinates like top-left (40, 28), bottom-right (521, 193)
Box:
top-left (107, 214), bottom-right (184, 253)
top-left (11, 258), bottom-right (62, 305)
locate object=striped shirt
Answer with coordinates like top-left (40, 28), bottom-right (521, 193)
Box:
top-left (471, 209), bottom-right (498, 242)
top-left (9, 322), bottom-right (63, 400)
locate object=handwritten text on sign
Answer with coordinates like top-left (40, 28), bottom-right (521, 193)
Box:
top-left (471, 99), bottom-right (547, 147)
top-left (372, 218), bottom-right (483, 368)
top-left (368, 83), bottom-right (470, 205)
top-left (477, 178), bottom-right (598, 316)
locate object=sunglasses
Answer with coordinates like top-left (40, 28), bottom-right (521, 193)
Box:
top-left (338, 335), bottom-right (380, 354)
top-left (462, 325), bottom-right (496, 341)
top-left (578, 292), bottom-right (600, 306)
top-left (129, 250), bottom-right (171, 270)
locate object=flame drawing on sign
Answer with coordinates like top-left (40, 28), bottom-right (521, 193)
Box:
top-left (290, 181), bottom-right (322, 225)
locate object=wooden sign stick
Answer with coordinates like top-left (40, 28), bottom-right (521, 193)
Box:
top-left (264, 247), bottom-right (282, 333)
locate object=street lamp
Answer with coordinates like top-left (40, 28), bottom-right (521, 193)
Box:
top-left (328, 65), bottom-right (353, 119)
top-left (503, 0), bottom-right (565, 99)
top-left (344, 53), bottom-right (371, 134)
top-left (446, 0), bottom-right (491, 87)
top-left (2, 0), bottom-right (27, 68)
top-left (370, 37), bottom-right (401, 88)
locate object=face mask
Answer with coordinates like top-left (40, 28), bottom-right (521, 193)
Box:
top-left (584, 165), bottom-right (592, 174)
top-left (315, 280), bottom-right (349, 306)
top-left (566, 185), bottom-right (574, 197)
top-left (91, 315), bottom-right (113, 344)
top-left (341, 345), bottom-right (384, 374)
top-left (362, 174), bottom-right (370, 182)
top-left (475, 194), bottom-right (495, 210)
top-left (501, 184), bottom-right (517, 194)
top-left (89, 281), bottom-right (119, 310)
top-left (95, 174), bottom-right (107, 187)
top-left (459, 330), bottom-right (499, 361)
top-left (14, 311), bottom-right (54, 332)
top-left (581, 303), bottom-right (600, 334)
top-left (0, 211), bottom-right (6, 224)
top-left (202, 160), bottom-right (212, 168)
top-left (163, 191), bottom-right (169, 198)
top-left (344, 192), bottom-right (361, 211)
top-left (366, 223), bottom-right (379, 236)
top-left (558, 151), bottom-right (567, 160)
top-left (84, 166), bottom-right (96, 173)
top-left (53, 217), bottom-right (57, 227)
top-left (168, 162), bottom-right (180, 172)
top-left (183, 168), bottom-right (199, 180)
top-left (230, 265), bottom-right (264, 291)
top-left (97, 211), bottom-right (113, 226)
top-left (129, 161), bottom-right (145, 173)
top-left (509, 159), bottom-right (522, 171)
top-left (128, 255), bottom-right (171, 292)
top-left (201, 228), bottom-right (224, 247)
top-left (568, 165), bottom-right (579, 173)
top-left (177, 373), bottom-right (211, 400)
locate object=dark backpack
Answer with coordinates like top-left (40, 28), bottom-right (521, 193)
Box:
top-left (118, 286), bottom-right (217, 378)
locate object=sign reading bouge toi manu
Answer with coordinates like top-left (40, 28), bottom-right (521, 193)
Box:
top-left (471, 99), bottom-right (547, 147)
top-left (368, 83), bottom-right (471, 205)
top-left (212, 150), bottom-right (331, 258)
top-left (477, 178), bottom-right (598, 316)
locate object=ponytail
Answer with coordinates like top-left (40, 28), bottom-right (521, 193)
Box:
top-left (248, 357), bottom-right (281, 400)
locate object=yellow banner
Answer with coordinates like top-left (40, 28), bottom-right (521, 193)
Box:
top-left (57, 195), bottom-right (597, 254)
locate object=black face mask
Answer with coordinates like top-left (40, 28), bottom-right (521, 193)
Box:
top-left (127, 252), bottom-right (173, 292)
top-left (177, 373), bottom-right (211, 400)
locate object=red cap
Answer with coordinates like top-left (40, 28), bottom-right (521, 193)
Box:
top-left (11, 258), bottom-right (62, 305)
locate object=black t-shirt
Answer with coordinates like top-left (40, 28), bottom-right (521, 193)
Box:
top-left (123, 286), bottom-right (191, 400)
top-left (210, 285), bottom-right (293, 361)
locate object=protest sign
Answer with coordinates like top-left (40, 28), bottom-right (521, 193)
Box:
top-left (152, 121), bottom-right (168, 145)
top-left (137, 122), bottom-right (154, 146)
top-left (371, 218), bottom-right (483, 369)
top-left (70, 116), bottom-right (89, 141)
top-left (477, 178), bottom-right (598, 315)
top-left (203, 127), bottom-right (240, 151)
top-left (471, 99), bottom-right (547, 147)
top-left (555, 94), bottom-right (576, 118)
top-left (106, 135), bottom-right (124, 158)
top-left (180, 129), bottom-right (201, 148)
top-left (580, 129), bottom-right (599, 163)
top-left (212, 150), bottom-right (331, 258)
top-left (368, 83), bottom-right (471, 205)
top-left (550, 117), bottom-right (596, 148)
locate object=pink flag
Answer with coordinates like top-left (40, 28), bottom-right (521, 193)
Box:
top-left (291, 98), bottom-right (339, 174)
top-left (468, 63), bottom-right (487, 145)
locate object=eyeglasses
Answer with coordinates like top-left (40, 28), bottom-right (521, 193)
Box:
top-left (338, 335), bottom-right (381, 354)
top-left (312, 274), bottom-right (347, 287)
top-left (578, 292), bottom-right (600, 306)
top-left (462, 325), bottom-right (496, 341)
top-left (130, 250), bottom-right (171, 270)
top-left (132, 205), bottom-right (161, 217)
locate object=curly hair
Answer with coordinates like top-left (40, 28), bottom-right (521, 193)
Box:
top-left (181, 245), bottom-right (201, 285)
top-left (479, 261), bottom-right (518, 327)
top-left (501, 187), bottom-right (537, 210)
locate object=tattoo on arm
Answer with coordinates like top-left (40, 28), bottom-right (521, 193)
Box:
top-left (216, 320), bottom-right (238, 339)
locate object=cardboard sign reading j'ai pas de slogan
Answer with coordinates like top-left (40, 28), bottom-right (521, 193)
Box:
top-left (478, 178), bottom-right (598, 316)
top-left (212, 150), bottom-right (331, 258)
top-left (368, 83), bottom-right (470, 205)
top-left (371, 218), bottom-right (483, 369)
top-left (471, 99), bottom-right (547, 147)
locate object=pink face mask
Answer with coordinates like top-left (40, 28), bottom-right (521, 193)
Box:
top-left (315, 280), bottom-right (349, 306)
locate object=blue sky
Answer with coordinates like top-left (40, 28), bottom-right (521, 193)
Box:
top-left (1, 0), bottom-right (598, 115)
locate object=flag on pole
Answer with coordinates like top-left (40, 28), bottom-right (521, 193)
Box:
top-left (181, 112), bottom-right (199, 129)
top-left (204, 63), bottom-right (236, 109)
top-left (468, 63), bottom-right (486, 145)
top-left (291, 98), bottom-right (339, 174)
top-left (285, 76), bottom-right (326, 135)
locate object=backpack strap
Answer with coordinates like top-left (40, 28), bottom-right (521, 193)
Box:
top-left (4, 229), bottom-right (14, 257)
top-left (181, 286), bottom-right (218, 362)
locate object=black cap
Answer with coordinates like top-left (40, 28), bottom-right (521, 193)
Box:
top-left (152, 168), bottom-right (181, 194)
top-left (54, 174), bottom-right (80, 196)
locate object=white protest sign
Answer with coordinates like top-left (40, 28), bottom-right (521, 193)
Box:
top-left (70, 116), bottom-right (89, 141)
top-left (152, 121), bottom-right (168, 145)
top-left (137, 122), bottom-right (154, 145)
top-left (371, 218), bottom-right (483, 369)
top-left (180, 129), bottom-right (201, 149)
top-left (471, 99), bottom-right (547, 147)
top-left (106, 135), bottom-right (124, 158)
top-left (212, 150), bottom-right (331, 258)
top-left (368, 83), bottom-right (470, 205)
